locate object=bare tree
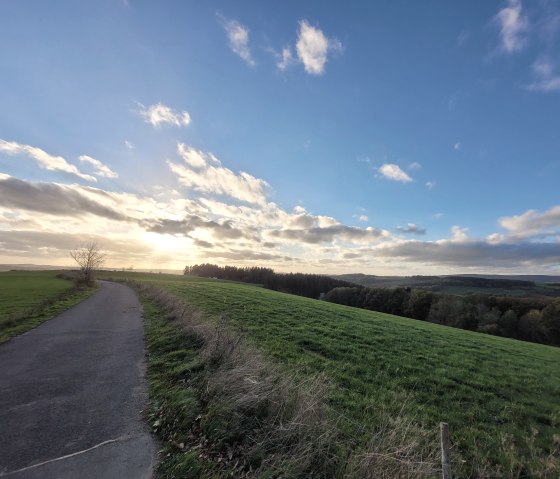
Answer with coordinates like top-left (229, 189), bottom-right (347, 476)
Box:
top-left (70, 242), bottom-right (106, 286)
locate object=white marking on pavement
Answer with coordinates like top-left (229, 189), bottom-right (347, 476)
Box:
top-left (0, 434), bottom-right (145, 477)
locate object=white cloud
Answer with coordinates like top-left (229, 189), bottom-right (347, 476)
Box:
top-left (408, 162), bottom-right (421, 170)
top-left (451, 225), bottom-right (470, 242)
top-left (527, 57), bottom-right (560, 92)
top-left (378, 163), bottom-right (413, 183)
top-left (494, 0), bottom-right (528, 54)
top-left (499, 205), bottom-right (560, 238)
top-left (138, 102), bottom-right (191, 128)
top-left (168, 144), bottom-right (269, 205)
top-left (454, 142), bottom-right (461, 150)
top-left (295, 20), bottom-right (341, 75)
top-left (358, 215), bottom-right (369, 222)
top-left (425, 181), bottom-right (436, 190)
top-left (125, 140), bottom-right (134, 149)
top-left (222, 17), bottom-right (255, 66)
top-left (277, 47), bottom-right (293, 71)
top-left (79, 155), bottom-right (118, 179)
top-left (177, 143), bottom-right (215, 168)
top-left (0, 139), bottom-right (96, 182)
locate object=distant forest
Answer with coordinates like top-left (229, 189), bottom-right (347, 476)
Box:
top-left (183, 263), bottom-right (353, 299)
top-left (325, 287), bottom-right (560, 346)
top-left (184, 264), bottom-right (560, 347)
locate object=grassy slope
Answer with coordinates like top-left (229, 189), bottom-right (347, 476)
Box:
top-left (107, 272), bottom-right (560, 475)
top-left (0, 270), bottom-right (95, 342)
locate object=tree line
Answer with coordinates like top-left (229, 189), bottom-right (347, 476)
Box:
top-left (324, 286), bottom-right (560, 346)
top-left (184, 263), bottom-right (353, 299)
top-left (184, 263), bottom-right (560, 346)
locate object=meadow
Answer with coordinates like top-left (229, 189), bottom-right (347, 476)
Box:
top-left (0, 270), bottom-right (94, 342)
top-left (103, 272), bottom-right (560, 477)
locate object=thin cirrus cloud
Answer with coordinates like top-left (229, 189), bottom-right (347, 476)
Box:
top-left (0, 139), bottom-right (96, 182)
top-left (494, 0), bottom-right (528, 54)
top-left (378, 163), bottom-right (413, 183)
top-left (295, 20), bottom-right (342, 75)
top-left (221, 16), bottom-right (255, 66)
top-left (277, 47), bottom-right (294, 71)
top-left (527, 57), bottom-right (560, 92)
top-left (79, 155), bottom-right (118, 179)
top-left (137, 102), bottom-right (191, 128)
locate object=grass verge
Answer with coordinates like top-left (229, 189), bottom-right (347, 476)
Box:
top-left (0, 270), bottom-right (98, 343)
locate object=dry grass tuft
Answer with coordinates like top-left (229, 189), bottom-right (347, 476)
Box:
top-left (345, 412), bottom-right (439, 479)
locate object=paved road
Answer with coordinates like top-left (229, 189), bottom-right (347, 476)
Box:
top-left (0, 281), bottom-right (156, 478)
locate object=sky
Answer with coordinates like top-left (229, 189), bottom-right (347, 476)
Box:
top-left (1, 0), bottom-right (560, 275)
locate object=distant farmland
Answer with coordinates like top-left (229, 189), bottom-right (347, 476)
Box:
top-left (0, 270), bottom-right (94, 342)
top-left (103, 272), bottom-right (560, 477)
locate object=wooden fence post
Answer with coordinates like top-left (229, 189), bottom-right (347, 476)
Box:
top-left (440, 422), bottom-right (452, 479)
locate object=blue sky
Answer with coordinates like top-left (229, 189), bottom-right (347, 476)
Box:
top-left (1, 0), bottom-right (560, 274)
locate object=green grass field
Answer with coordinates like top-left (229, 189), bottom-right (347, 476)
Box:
top-left (0, 270), bottom-right (95, 342)
top-left (104, 272), bottom-right (560, 476)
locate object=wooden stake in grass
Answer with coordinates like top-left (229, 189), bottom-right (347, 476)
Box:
top-left (440, 422), bottom-right (452, 479)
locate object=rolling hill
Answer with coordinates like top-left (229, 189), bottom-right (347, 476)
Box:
top-left (102, 272), bottom-right (560, 477)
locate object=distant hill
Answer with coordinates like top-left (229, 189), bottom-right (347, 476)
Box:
top-left (333, 273), bottom-right (560, 297)
top-left (457, 273), bottom-right (560, 283)
top-left (0, 264), bottom-right (183, 275)
top-left (0, 264), bottom-right (71, 272)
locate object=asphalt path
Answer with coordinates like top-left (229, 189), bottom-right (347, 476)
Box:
top-left (0, 281), bottom-right (156, 478)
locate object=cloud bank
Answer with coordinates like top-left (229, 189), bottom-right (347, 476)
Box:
top-left (2, 140), bottom-right (560, 274)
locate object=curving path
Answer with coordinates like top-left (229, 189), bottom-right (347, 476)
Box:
top-left (0, 281), bottom-right (156, 478)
